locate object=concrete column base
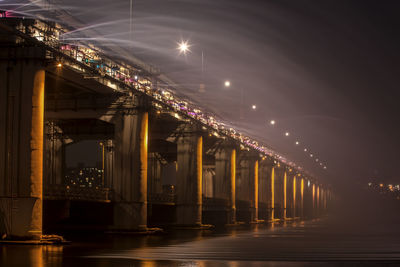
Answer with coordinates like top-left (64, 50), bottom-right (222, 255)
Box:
top-left (113, 202), bottom-right (147, 231)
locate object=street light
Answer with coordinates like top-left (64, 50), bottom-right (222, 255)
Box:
top-left (178, 40), bottom-right (190, 55)
top-left (285, 132), bottom-right (290, 137)
top-left (270, 120), bottom-right (275, 125)
top-left (224, 80), bottom-right (231, 87)
top-left (252, 104), bottom-right (256, 110)
top-left (295, 141), bottom-right (299, 145)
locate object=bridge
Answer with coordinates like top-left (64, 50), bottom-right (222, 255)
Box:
top-left (0, 15), bottom-right (331, 239)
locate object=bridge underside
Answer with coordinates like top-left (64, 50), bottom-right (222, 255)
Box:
top-left (0, 24), bottom-right (329, 239)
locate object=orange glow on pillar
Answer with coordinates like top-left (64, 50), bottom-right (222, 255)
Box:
top-left (197, 136), bottom-right (203, 205)
top-left (30, 69), bottom-right (45, 238)
top-left (254, 160), bottom-right (258, 220)
top-left (301, 178), bottom-right (304, 217)
top-left (139, 111), bottom-right (148, 228)
top-left (284, 171), bottom-right (287, 219)
top-left (271, 167), bottom-right (275, 220)
top-left (231, 149), bottom-right (236, 210)
top-left (312, 184), bottom-right (315, 210)
top-left (293, 176), bottom-right (296, 217)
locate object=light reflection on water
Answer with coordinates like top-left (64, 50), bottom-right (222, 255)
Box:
top-left (2, 216), bottom-right (400, 266)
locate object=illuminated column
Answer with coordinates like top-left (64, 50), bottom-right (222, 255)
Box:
top-left (176, 125), bottom-right (203, 226)
top-left (113, 112), bottom-right (148, 230)
top-left (283, 171), bottom-right (287, 219)
top-left (252, 159), bottom-right (259, 222)
top-left (300, 178), bottom-right (304, 218)
top-left (292, 176), bottom-right (296, 218)
top-left (0, 47), bottom-right (46, 239)
top-left (312, 184), bottom-right (316, 218)
top-left (215, 146), bottom-right (236, 224)
top-left (270, 167), bottom-right (275, 220)
top-left (317, 185), bottom-right (320, 216)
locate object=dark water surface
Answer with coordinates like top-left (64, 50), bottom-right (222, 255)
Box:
top-left (3, 214), bottom-right (400, 267)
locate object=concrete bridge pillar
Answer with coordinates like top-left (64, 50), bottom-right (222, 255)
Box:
top-left (0, 47), bottom-right (46, 239)
top-left (252, 159), bottom-right (259, 222)
top-left (148, 152), bottom-right (163, 195)
top-left (285, 173), bottom-right (293, 219)
top-left (303, 179), bottom-right (313, 219)
top-left (214, 146), bottom-right (236, 225)
top-left (176, 125), bottom-right (203, 226)
top-left (273, 167), bottom-right (285, 220)
top-left (300, 178), bottom-right (304, 218)
top-left (104, 140), bottom-right (114, 188)
top-left (112, 112), bottom-right (148, 231)
top-left (270, 166), bottom-right (275, 221)
top-left (44, 123), bottom-right (64, 186)
top-left (236, 152), bottom-right (258, 222)
top-left (291, 175), bottom-right (296, 219)
top-left (317, 185), bottom-right (320, 216)
top-left (258, 160), bottom-right (272, 221)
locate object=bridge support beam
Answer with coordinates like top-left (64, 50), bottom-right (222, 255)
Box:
top-left (273, 167), bottom-right (285, 220)
top-left (0, 47), bottom-right (46, 239)
top-left (214, 146), bottom-right (236, 225)
top-left (112, 112), bottom-right (148, 231)
top-left (176, 126), bottom-right (203, 226)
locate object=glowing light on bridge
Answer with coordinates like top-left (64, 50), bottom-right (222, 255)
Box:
top-left (177, 40), bottom-right (190, 55)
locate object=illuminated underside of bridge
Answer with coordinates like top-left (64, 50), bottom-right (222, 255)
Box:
top-left (0, 15), bottom-right (330, 239)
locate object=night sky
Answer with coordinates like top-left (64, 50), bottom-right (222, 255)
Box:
top-left (5, 0), bottom-right (400, 190)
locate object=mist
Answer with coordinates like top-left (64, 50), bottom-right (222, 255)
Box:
top-left (3, 0), bottom-right (400, 238)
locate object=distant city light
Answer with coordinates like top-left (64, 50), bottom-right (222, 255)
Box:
top-left (323, 166), bottom-right (327, 170)
top-left (295, 141), bottom-right (299, 145)
top-left (57, 63), bottom-right (62, 68)
top-left (270, 120), bottom-right (275, 125)
top-left (304, 148), bottom-right (307, 152)
top-left (224, 80), bottom-right (231, 87)
top-left (252, 104), bottom-right (257, 110)
top-left (316, 158), bottom-right (319, 162)
top-left (134, 75), bottom-right (138, 80)
top-left (310, 154), bottom-right (313, 157)
top-left (285, 132), bottom-right (290, 136)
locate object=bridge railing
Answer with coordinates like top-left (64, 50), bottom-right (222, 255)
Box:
top-left (44, 184), bottom-right (112, 203)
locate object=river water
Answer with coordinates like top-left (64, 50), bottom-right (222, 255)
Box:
top-left (2, 195), bottom-right (400, 266)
